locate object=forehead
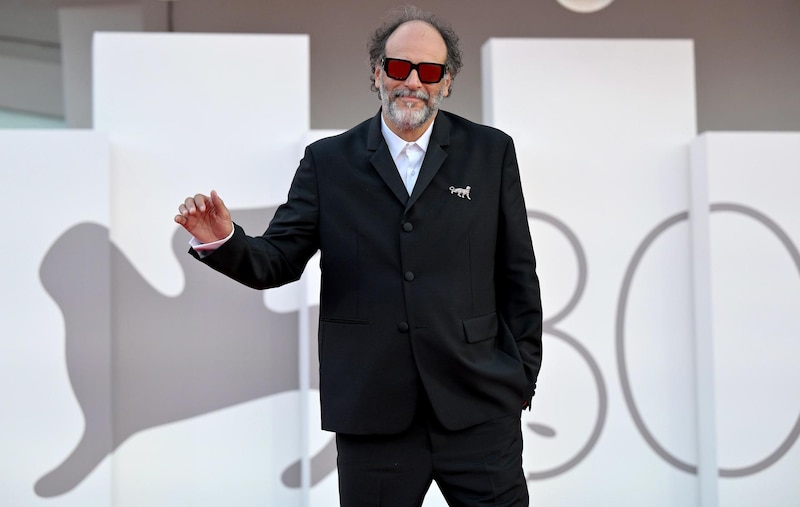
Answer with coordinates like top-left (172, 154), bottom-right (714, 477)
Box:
top-left (384, 20), bottom-right (447, 63)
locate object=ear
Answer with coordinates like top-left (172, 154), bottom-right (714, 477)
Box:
top-left (443, 73), bottom-right (452, 97)
top-left (374, 65), bottom-right (382, 91)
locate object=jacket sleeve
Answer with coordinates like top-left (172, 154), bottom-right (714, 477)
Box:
top-left (495, 136), bottom-right (543, 407)
top-left (189, 146), bottom-right (320, 290)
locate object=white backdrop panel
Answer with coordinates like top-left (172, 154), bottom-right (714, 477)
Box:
top-left (93, 33), bottom-right (312, 506)
top-left (0, 130), bottom-right (111, 506)
top-left (483, 39), bottom-right (700, 506)
top-left (692, 132), bottom-right (800, 506)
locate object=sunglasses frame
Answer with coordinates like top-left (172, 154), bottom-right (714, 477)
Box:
top-left (381, 57), bottom-right (448, 84)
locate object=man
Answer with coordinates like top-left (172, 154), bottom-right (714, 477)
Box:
top-left (175, 6), bottom-right (542, 506)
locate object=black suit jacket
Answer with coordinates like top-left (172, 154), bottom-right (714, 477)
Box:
top-left (195, 110), bottom-right (543, 434)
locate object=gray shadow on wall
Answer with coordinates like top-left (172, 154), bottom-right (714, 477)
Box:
top-left (34, 207), bottom-right (332, 497)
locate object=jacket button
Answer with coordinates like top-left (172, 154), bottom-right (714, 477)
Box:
top-left (404, 271), bottom-right (415, 281)
top-left (402, 222), bottom-right (413, 232)
top-left (398, 322), bottom-right (409, 333)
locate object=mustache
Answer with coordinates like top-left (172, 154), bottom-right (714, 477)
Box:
top-left (391, 88), bottom-right (430, 101)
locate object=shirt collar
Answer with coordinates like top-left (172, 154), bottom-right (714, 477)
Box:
top-left (380, 113), bottom-right (435, 160)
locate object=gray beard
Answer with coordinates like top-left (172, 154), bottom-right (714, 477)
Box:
top-left (380, 78), bottom-right (445, 131)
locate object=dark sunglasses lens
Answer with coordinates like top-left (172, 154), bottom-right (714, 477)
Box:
top-left (386, 59), bottom-right (412, 80)
top-left (418, 63), bottom-right (444, 83)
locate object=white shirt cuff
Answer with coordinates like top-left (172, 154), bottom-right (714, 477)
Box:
top-left (189, 226), bottom-right (235, 253)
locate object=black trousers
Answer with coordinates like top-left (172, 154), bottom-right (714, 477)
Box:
top-left (335, 393), bottom-right (528, 507)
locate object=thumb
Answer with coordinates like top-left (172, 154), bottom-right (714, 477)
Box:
top-left (209, 190), bottom-right (232, 226)
top-left (210, 189), bottom-right (228, 212)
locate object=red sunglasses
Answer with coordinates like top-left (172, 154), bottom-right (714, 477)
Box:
top-left (381, 57), bottom-right (448, 84)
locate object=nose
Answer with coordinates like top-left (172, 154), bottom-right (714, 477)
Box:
top-left (403, 69), bottom-right (422, 88)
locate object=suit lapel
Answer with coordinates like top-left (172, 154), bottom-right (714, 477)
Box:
top-left (406, 112), bottom-right (450, 211)
top-left (367, 112), bottom-right (409, 205)
top-left (367, 109), bottom-right (452, 209)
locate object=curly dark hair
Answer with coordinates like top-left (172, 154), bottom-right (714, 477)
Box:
top-left (367, 5), bottom-right (463, 95)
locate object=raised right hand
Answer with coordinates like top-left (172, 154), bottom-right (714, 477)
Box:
top-left (174, 190), bottom-right (233, 244)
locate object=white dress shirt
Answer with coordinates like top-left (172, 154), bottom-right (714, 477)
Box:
top-left (379, 114), bottom-right (434, 195)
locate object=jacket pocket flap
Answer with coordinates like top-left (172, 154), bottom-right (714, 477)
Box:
top-left (462, 312), bottom-right (498, 343)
